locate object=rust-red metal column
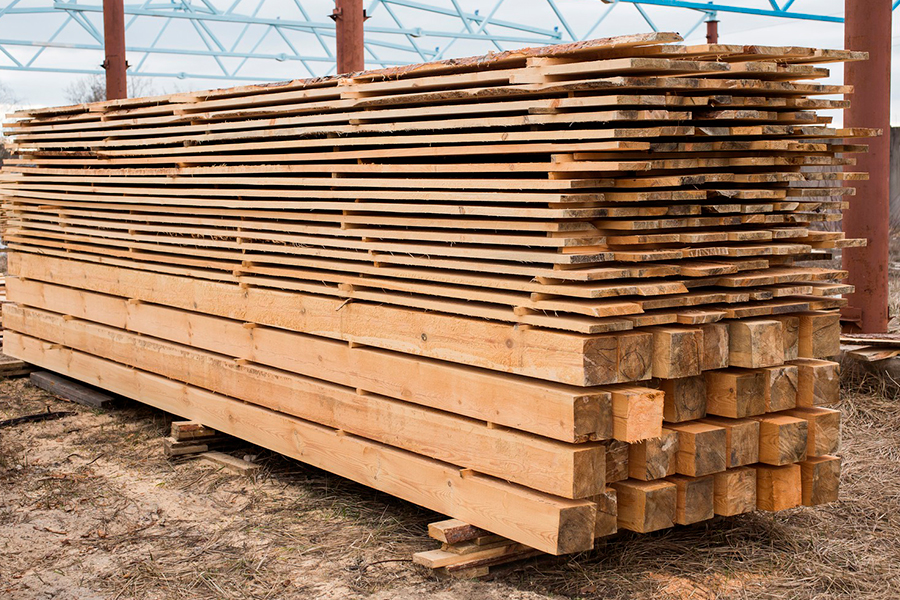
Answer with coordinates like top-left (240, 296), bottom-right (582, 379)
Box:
top-left (842, 0), bottom-right (891, 332)
top-left (706, 19), bottom-right (718, 44)
top-left (332, 0), bottom-right (365, 74)
top-left (102, 0), bottom-right (127, 100)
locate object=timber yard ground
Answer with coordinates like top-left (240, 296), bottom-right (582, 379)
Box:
top-left (0, 262), bottom-right (898, 600)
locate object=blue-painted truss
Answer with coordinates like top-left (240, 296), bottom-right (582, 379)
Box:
top-left (0, 0), bottom-right (892, 83)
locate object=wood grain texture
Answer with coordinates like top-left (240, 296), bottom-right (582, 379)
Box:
top-left (628, 428), bottom-right (679, 480)
top-left (6, 331), bottom-right (597, 555)
top-left (800, 455), bottom-right (841, 506)
top-left (728, 319), bottom-right (784, 368)
top-left (792, 359), bottom-right (840, 407)
top-left (705, 369), bottom-right (767, 418)
top-left (667, 474), bottom-right (714, 525)
top-left (699, 416), bottom-right (760, 468)
top-left (659, 375), bottom-right (707, 422)
top-left (755, 463), bottom-right (802, 511)
top-left (666, 422), bottom-right (727, 477)
top-left (612, 479), bottom-right (676, 533)
top-left (713, 467), bottom-right (758, 516)
top-left (785, 407), bottom-right (841, 456)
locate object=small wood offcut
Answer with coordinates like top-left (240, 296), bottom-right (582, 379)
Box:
top-left (0, 32), bottom-right (859, 565)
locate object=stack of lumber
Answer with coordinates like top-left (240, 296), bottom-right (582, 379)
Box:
top-left (0, 32), bottom-right (865, 556)
top-left (0, 274), bottom-right (6, 344)
top-left (841, 333), bottom-right (900, 362)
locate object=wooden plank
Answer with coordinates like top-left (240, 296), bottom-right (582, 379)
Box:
top-left (704, 368), bottom-right (767, 418)
top-left (199, 451), bottom-right (262, 476)
top-left (413, 543), bottom-right (528, 569)
top-left (755, 464), bottom-right (802, 511)
top-left (163, 437), bottom-right (213, 458)
top-left (665, 422), bottom-right (727, 477)
top-left (428, 520), bottom-right (494, 545)
top-left (7, 256), bottom-right (651, 387)
top-left (171, 421), bottom-right (219, 441)
top-left (800, 455), bottom-right (841, 506)
top-left (784, 407), bottom-right (841, 456)
top-left (4, 307), bottom-right (606, 498)
top-left (5, 331), bottom-right (597, 555)
top-left (611, 479), bottom-right (676, 533)
top-left (5, 304), bottom-right (612, 445)
top-left (0, 354), bottom-right (36, 378)
top-left (712, 467), bottom-right (757, 516)
top-left (28, 370), bottom-right (116, 409)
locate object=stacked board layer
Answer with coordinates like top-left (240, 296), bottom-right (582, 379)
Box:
top-left (0, 32), bottom-right (866, 555)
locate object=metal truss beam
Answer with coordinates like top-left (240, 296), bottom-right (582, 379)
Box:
top-left (602, 0), bottom-right (845, 23)
top-left (0, 0), bottom-right (896, 84)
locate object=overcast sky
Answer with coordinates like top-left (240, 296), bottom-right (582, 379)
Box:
top-left (1, 0), bottom-right (899, 124)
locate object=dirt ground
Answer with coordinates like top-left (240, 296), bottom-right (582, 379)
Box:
top-left (1, 370), bottom-right (899, 600)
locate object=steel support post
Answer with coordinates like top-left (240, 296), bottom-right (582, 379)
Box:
top-left (842, 0), bottom-right (892, 332)
top-left (706, 19), bottom-right (718, 44)
top-left (102, 0), bottom-right (128, 100)
top-left (332, 0), bottom-right (365, 74)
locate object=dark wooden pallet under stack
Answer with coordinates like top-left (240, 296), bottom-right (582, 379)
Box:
top-left (0, 32), bottom-right (863, 559)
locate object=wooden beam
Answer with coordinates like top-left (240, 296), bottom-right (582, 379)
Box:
top-left (7, 256), bottom-right (652, 387)
top-left (609, 386), bottom-right (664, 442)
top-left (699, 416), bottom-right (760, 468)
top-left (5, 303), bottom-right (611, 444)
top-left (628, 428), bottom-right (678, 480)
top-left (4, 308), bottom-right (606, 498)
top-left (704, 368), bottom-right (766, 418)
top-left (800, 455), bottom-right (840, 505)
top-left (751, 414), bottom-right (808, 466)
top-left (797, 311), bottom-right (841, 358)
top-left (658, 375), bottom-right (707, 422)
top-left (712, 467), bottom-right (757, 516)
top-left (5, 331), bottom-right (596, 555)
top-left (791, 359), bottom-right (840, 407)
top-left (784, 407), bottom-right (841, 456)
top-left (755, 463), bottom-right (802, 511)
top-left (728, 319), bottom-right (784, 368)
top-left (647, 326), bottom-right (702, 379)
top-left (611, 479), bottom-right (676, 533)
top-left (666, 474), bottom-right (714, 525)
top-left (665, 422), bottom-right (727, 477)
top-left (761, 365), bottom-right (798, 412)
